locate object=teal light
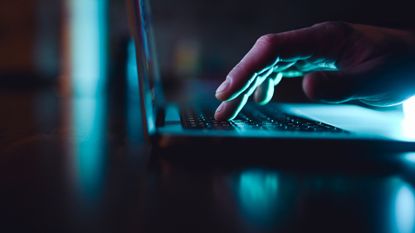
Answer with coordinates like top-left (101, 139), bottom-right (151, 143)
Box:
top-left (67, 0), bottom-right (108, 201)
top-left (126, 40), bottom-right (142, 142)
top-left (281, 70), bottom-right (304, 77)
top-left (225, 57), bottom-right (338, 119)
top-left (238, 170), bottom-right (279, 218)
top-left (403, 96), bottom-right (415, 119)
top-left (402, 96), bottom-right (415, 139)
top-left (402, 153), bottom-right (415, 164)
top-left (127, 40), bottom-right (139, 95)
top-left (393, 183), bottom-right (415, 233)
top-left (69, 0), bottom-right (107, 96)
top-left (73, 98), bottom-right (105, 200)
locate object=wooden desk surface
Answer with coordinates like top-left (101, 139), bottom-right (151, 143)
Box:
top-left (1, 88), bottom-right (415, 233)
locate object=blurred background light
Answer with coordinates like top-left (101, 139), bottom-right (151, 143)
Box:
top-left (392, 181), bottom-right (415, 233)
top-left (402, 96), bottom-right (415, 139)
top-left (402, 153), bottom-right (415, 164)
top-left (127, 40), bottom-right (139, 95)
top-left (68, 0), bottom-right (107, 96)
top-left (126, 40), bottom-right (142, 142)
top-left (237, 170), bottom-right (279, 219)
top-left (65, 0), bottom-right (108, 203)
top-left (72, 98), bottom-right (106, 201)
top-left (403, 96), bottom-right (415, 119)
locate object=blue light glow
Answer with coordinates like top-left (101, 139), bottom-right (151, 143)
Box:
top-left (402, 153), bottom-right (415, 164)
top-left (127, 40), bottom-right (139, 95)
top-left (72, 98), bottom-right (105, 200)
top-left (393, 183), bottom-right (415, 233)
top-left (403, 96), bottom-right (415, 119)
top-left (402, 96), bottom-right (415, 139)
top-left (69, 0), bottom-right (107, 96)
top-left (404, 152), bottom-right (415, 164)
top-left (67, 0), bottom-right (108, 202)
top-left (126, 40), bottom-right (142, 142)
top-left (238, 170), bottom-right (279, 218)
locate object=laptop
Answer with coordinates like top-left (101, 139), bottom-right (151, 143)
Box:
top-left (127, 0), bottom-right (415, 157)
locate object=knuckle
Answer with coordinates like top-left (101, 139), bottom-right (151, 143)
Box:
top-left (313, 21), bottom-right (353, 35)
top-left (256, 34), bottom-right (276, 48)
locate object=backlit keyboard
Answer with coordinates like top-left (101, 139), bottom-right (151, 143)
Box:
top-left (180, 105), bottom-right (348, 133)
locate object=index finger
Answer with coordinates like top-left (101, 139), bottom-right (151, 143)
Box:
top-left (215, 22), bottom-right (353, 101)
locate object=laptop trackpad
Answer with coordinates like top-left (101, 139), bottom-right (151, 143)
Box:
top-left (284, 104), bottom-right (404, 136)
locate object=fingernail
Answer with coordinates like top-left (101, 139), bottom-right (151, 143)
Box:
top-left (215, 103), bottom-right (225, 113)
top-left (216, 77), bottom-right (231, 94)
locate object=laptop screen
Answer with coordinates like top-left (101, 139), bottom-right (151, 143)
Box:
top-left (128, 0), bottom-right (163, 135)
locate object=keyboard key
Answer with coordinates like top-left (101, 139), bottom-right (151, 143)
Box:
top-left (180, 105), bottom-right (348, 133)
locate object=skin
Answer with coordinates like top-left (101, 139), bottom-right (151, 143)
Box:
top-left (214, 21), bottom-right (415, 121)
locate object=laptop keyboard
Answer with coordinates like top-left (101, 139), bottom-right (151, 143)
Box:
top-left (180, 105), bottom-right (348, 133)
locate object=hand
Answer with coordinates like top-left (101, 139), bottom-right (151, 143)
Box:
top-left (214, 21), bottom-right (415, 121)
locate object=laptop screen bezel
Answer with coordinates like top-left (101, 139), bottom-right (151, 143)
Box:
top-left (127, 0), bottom-right (164, 137)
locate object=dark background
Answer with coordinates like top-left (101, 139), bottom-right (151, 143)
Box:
top-left (1, 1), bottom-right (415, 233)
top-left (1, 0), bottom-right (414, 87)
top-left (152, 0), bottom-right (415, 78)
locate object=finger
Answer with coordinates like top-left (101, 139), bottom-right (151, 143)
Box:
top-left (280, 70), bottom-right (304, 78)
top-left (271, 72), bottom-right (284, 86)
top-left (214, 95), bottom-right (249, 121)
top-left (294, 58), bottom-right (338, 73)
top-left (254, 78), bottom-right (274, 105)
top-left (254, 73), bottom-right (283, 105)
top-left (215, 67), bottom-right (276, 121)
top-left (216, 21), bottom-right (354, 101)
top-left (217, 61), bottom-right (276, 102)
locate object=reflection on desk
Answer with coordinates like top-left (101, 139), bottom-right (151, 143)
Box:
top-left (1, 88), bottom-right (415, 233)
